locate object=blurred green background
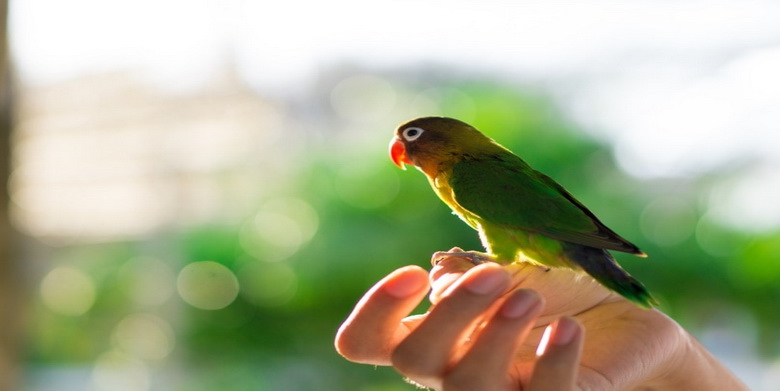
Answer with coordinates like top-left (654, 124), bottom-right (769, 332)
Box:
top-left (2, 1), bottom-right (780, 390)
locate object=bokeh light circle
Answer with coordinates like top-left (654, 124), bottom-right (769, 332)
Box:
top-left (40, 266), bottom-right (96, 316)
top-left (112, 313), bottom-right (175, 360)
top-left (238, 261), bottom-right (297, 307)
top-left (176, 261), bottom-right (239, 310)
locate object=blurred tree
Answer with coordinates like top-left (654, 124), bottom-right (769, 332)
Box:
top-left (0, 0), bottom-right (23, 389)
top-left (16, 67), bottom-right (776, 389)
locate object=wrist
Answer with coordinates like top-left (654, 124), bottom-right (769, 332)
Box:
top-left (655, 326), bottom-right (748, 390)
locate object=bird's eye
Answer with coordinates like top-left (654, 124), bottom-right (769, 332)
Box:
top-left (402, 127), bottom-right (424, 141)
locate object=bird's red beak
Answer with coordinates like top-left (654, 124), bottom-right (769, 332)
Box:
top-left (389, 138), bottom-right (411, 170)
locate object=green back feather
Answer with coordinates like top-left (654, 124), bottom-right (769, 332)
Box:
top-left (447, 153), bottom-right (642, 254)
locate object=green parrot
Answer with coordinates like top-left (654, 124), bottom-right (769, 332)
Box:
top-left (389, 116), bottom-right (656, 308)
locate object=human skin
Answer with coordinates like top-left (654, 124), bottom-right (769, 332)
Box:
top-left (335, 251), bottom-right (749, 390)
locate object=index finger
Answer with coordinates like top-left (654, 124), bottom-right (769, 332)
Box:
top-left (335, 266), bottom-right (430, 365)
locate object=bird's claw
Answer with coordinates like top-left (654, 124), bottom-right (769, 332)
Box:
top-left (431, 247), bottom-right (493, 266)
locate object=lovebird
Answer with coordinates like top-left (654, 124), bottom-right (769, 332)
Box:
top-left (389, 116), bottom-right (656, 308)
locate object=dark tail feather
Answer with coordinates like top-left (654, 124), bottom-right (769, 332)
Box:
top-left (564, 244), bottom-right (657, 309)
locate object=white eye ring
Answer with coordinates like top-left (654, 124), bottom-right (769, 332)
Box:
top-left (402, 127), bottom-right (424, 141)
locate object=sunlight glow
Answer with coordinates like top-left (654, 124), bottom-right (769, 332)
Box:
top-left (8, 1), bottom-right (780, 388)
top-left (536, 324), bottom-right (554, 356)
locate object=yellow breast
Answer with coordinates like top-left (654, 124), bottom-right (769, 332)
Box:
top-left (430, 172), bottom-right (481, 231)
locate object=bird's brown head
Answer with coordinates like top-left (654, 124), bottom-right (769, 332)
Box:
top-left (389, 117), bottom-right (493, 175)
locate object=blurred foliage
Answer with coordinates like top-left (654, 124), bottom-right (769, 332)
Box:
top-left (24, 76), bottom-right (779, 390)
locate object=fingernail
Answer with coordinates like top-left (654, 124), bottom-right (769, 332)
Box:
top-left (551, 317), bottom-right (581, 346)
top-left (464, 267), bottom-right (507, 295)
top-left (385, 268), bottom-right (427, 298)
top-left (500, 290), bottom-right (540, 318)
top-left (430, 272), bottom-right (461, 299)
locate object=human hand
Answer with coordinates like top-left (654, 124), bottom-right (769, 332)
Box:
top-left (335, 261), bottom-right (584, 390)
top-left (335, 250), bottom-right (748, 390)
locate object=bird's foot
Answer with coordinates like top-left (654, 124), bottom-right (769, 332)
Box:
top-left (431, 247), bottom-right (496, 266)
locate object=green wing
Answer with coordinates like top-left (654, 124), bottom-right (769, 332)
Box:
top-left (449, 155), bottom-right (642, 254)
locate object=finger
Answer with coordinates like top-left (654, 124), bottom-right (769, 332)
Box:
top-left (429, 256), bottom-right (476, 304)
top-left (391, 264), bottom-right (510, 388)
top-left (335, 266), bottom-right (429, 365)
top-left (527, 316), bottom-right (584, 391)
top-left (442, 290), bottom-right (544, 391)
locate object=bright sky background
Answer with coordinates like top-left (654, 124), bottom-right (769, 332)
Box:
top-left (10, 0), bottom-right (780, 230)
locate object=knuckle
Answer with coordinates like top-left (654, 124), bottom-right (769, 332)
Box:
top-left (441, 372), bottom-right (493, 391)
top-left (442, 362), bottom-right (511, 391)
top-left (334, 328), bottom-right (385, 364)
top-left (391, 338), bottom-right (443, 379)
